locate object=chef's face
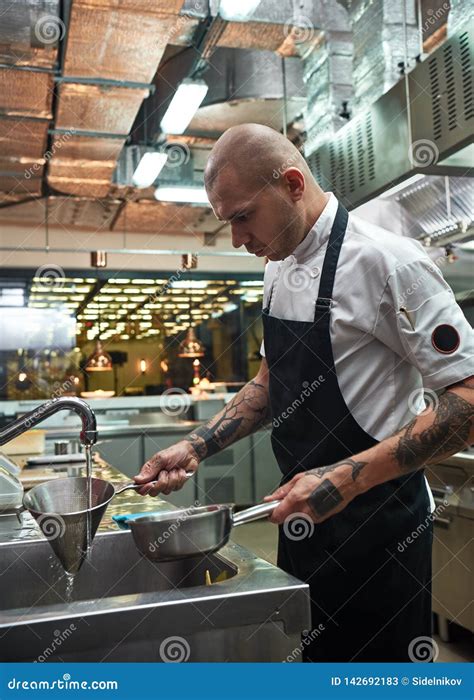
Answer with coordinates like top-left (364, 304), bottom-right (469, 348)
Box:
top-left (207, 169), bottom-right (305, 261)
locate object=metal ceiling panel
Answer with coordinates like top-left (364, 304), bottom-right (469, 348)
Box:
top-left (0, 118), bottom-right (48, 161)
top-left (55, 83), bottom-right (148, 133)
top-left (47, 196), bottom-right (121, 230)
top-left (47, 176), bottom-right (112, 198)
top-left (74, 0), bottom-right (184, 11)
top-left (216, 21), bottom-right (299, 53)
top-left (63, 5), bottom-right (182, 83)
top-left (0, 44), bottom-right (57, 69)
top-left (0, 174), bottom-right (42, 195)
top-left (0, 69), bottom-right (53, 118)
top-left (49, 135), bottom-right (124, 162)
top-left (0, 195), bottom-right (121, 229)
top-left (113, 201), bottom-right (211, 234)
top-left (48, 158), bottom-right (116, 181)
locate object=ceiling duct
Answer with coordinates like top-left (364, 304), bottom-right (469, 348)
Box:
top-left (187, 48), bottom-right (306, 137)
top-left (47, 0), bottom-right (186, 197)
top-left (0, 0), bottom-right (60, 68)
top-left (307, 23), bottom-right (473, 211)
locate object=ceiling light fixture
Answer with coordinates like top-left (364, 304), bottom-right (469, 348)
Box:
top-left (132, 152), bottom-right (168, 188)
top-left (178, 327), bottom-right (205, 358)
top-left (219, 0), bottom-right (261, 20)
top-left (154, 186), bottom-right (209, 205)
top-left (160, 79), bottom-right (209, 135)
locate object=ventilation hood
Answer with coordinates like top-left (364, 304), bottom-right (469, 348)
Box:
top-left (307, 23), bottom-right (473, 210)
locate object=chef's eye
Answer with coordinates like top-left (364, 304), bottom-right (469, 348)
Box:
top-left (234, 213), bottom-right (247, 222)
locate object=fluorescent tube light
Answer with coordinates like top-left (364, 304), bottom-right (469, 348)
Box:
top-left (379, 174), bottom-right (426, 199)
top-left (160, 79), bottom-right (209, 135)
top-left (132, 152), bottom-right (168, 188)
top-left (219, 0), bottom-right (261, 20)
top-left (154, 186), bottom-right (209, 205)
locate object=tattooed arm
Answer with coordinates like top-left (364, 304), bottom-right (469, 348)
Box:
top-left (185, 363), bottom-right (270, 461)
top-left (266, 376), bottom-right (474, 524)
top-left (134, 359), bottom-right (270, 496)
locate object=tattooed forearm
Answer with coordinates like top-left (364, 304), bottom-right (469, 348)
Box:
top-left (308, 479), bottom-right (344, 517)
top-left (392, 389), bottom-right (473, 472)
top-left (185, 379), bottom-right (269, 461)
top-left (308, 458), bottom-right (368, 482)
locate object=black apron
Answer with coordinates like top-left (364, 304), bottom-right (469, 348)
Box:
top-left (262, 203), bottom-right (432, 662)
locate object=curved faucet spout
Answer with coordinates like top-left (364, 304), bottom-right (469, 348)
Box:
top-left (0, 397), bottom-right (98, 447)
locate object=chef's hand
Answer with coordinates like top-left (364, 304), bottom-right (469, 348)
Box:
top-left (133, 440), bottom-right (200, 496)
top-left (264, 464), bottom-right (359, 524)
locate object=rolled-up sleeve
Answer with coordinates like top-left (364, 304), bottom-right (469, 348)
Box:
top-left (373, 258), bottom-right (473, 390)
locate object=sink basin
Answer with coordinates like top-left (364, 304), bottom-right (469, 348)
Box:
top-left (0, 529), bottom-right (236, 611)
top-left (0, 530), bottom-right (310, 662)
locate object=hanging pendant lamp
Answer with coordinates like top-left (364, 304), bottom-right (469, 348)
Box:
top-left (178, 327), bottom-right (205, 359)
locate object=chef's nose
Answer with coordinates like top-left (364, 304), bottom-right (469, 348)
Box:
top-left (231, 224), bottom-right (250, 249)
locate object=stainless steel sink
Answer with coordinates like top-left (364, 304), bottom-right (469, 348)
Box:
top-left (0, 529), bottom-right (237, 611)
top-left (0, 530), bottom-right (310, 662)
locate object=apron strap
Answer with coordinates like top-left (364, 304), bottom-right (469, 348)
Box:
top-left (315, 203), bottom-right (349, 318)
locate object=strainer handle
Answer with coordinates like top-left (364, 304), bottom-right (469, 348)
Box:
top-left (116, 471), bottom-right (195, 495)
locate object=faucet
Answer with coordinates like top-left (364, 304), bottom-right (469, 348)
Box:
top-left (0, 397), bottom-right (98, 447)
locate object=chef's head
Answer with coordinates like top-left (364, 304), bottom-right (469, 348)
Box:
top-left (205, 123), bottom-right (326, 261)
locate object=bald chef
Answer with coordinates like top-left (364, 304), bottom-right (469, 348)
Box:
top-left (135, 124), bottom-right (473, 662)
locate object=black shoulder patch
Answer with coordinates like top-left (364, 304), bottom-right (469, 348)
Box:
top-left (431, 324), bottom-right (460, 354)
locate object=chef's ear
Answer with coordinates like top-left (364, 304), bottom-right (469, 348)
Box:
top-left (281, 167), bottom-right (305, 202)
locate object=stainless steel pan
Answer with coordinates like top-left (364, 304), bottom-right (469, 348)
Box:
top-left (127, 500), bottom-right (280, 562)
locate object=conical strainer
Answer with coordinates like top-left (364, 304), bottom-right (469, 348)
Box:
top-left (22, 477), bottom-right (137, 574)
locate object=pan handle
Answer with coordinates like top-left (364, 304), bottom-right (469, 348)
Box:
top-left (232, 500), bottom-right (280, 527)
top-left (115, 471), bottom-right (195, 495)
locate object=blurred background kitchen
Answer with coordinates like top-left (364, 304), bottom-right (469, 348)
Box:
top-left (0, 0), bottom-right (472, 659)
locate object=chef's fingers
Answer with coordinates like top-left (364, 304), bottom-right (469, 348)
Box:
top-left (134, 453), bottom-right (165, 484)
top-left (160, 468), bottom-right (182, 495)
top-left (268, 494), bottom-right (298, 524)
top-left (263, 474), bottom-right (303, 502)
top-left (147, 469), bottom-right (171, 497)
top-left (171, 468), bottom-right (190, 492)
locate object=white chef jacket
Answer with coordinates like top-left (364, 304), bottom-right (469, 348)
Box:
top-left (261, 193), bottom-right (473, 451)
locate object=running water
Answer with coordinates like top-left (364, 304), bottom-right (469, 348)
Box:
top-left (84, 444), bottom-right (93, 556)
top-left (64, 572), bottom-right (75, 602)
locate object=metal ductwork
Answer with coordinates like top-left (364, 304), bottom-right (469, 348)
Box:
top-left (187, 48), bottom-right (306, 137)
top-left (307, 24), bottom-right (473, 214)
